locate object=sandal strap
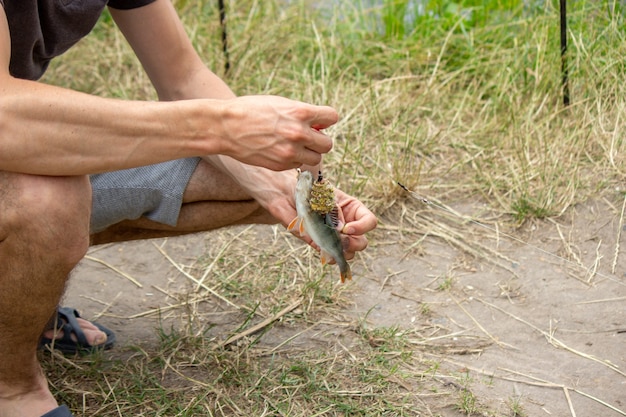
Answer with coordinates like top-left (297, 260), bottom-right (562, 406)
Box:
top-left (55, 307), bottom-right (89, 347)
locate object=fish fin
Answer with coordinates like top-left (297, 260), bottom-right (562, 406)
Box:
top-left (340, 266), bottom-right (353, 283)
top-left (288, 217), bottom-right (305, 236)
top-left (287, 217), bottom-right (299, 233)
top-left (324, 206), bottom-right (341, 229)
top-left (320, 250), bottom-right (332, 266)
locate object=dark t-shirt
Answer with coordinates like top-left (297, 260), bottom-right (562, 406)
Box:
top-left (0, 0), bottom-right (156, 80)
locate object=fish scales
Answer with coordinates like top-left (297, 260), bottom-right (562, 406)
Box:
top-left (288, 170), bottom-right (352, 283)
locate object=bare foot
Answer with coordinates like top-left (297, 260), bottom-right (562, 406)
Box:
top-left (42, 316), bottom-right (108, 347)
top-left (0, 370), bottom-right (59, 417)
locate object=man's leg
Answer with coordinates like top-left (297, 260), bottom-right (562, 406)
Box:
top-left (0, 172), bottom-right (91, 417)
top-left (44, 159), bottom-right (276, 352)
top-left (91, 159), bottom-right (277, 244)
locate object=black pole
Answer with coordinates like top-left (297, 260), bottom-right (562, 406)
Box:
top-left (560, 0), bottom-right (570, 106)
top-left (218, 0), bottom-right (231, 75)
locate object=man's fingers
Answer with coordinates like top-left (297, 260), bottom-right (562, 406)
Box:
top-left (341, 208), bottom-right (378, 236)
top-left (303, 128), bottom-right (333, 155)
top-left (309, 105), bottom-right (339, 130)
top-left (298, 147), bottom-right (324, 167)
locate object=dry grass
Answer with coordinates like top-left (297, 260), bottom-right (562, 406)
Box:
top-left (45, 226), bottom-right (484, 416)
top-left (40, 0), bottom-right (626, 415)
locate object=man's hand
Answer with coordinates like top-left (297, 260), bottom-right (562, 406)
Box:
top-left (334, 189), bottom-right (377, 260)
top-left (219, 96), bottom-right (338, 171)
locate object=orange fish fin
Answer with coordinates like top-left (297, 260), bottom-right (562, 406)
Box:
top-left (340, 269), bottom-right (353, 283)
top-left (320, 250), bottom-right (332, 265)
top-left (288, 217), bottom-right (304, 235)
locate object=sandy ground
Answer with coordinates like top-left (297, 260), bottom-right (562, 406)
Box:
top-left (64, 197), bottom-right (626, 416)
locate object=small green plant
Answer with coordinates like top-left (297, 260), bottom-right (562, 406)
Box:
top-left (511, 195), bottom-right (552, 223)
top-left (457, 388), bottom-right (479, 415)
top-left (425, 360), bottom-right (441, 377)
top-left (507, 395), bottom-right (527, 417)
top-left (359, 324), bottom-right (409, 352)
top-left (454, 371), bottom-right (481, 415)
top-left (437, 274), bottom-right (455, 291)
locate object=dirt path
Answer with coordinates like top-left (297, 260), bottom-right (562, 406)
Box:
top-left (65, 198), bottom-right (626, 416)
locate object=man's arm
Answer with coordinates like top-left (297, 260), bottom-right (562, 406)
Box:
top-left (109, 0), bottom-right (234, 101)
top-left (109, 0), bottom-right (325, 225)
top-left (0, 5), bottom-right (217, 174)
top-left (0, 3), bottom-right (8, 73)
top-left (111, 0), bottom-right (376, 249)
top-left (0, 7), bottom-right (175, 174)
top-left (0, 4), bottom-right (334, 175)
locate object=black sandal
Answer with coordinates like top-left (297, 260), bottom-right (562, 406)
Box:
top-left (41, 405), bottom-right (74, 417)
top-left (39, 307), bottom-right (116, 355)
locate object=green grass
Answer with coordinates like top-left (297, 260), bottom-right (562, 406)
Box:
top-left (40, 0), bottom-right (626, 415)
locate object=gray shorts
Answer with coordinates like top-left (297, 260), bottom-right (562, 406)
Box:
top-left (90, 158), bottom-right (201, 233)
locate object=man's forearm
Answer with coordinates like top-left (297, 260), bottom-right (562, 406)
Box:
top-left (0, 76), bottom-right (226, 175)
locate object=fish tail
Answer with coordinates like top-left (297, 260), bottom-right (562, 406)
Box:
top-left (340, 264), bottom-right (352, 283)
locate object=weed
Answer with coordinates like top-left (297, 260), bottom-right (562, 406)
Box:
top-left (457, 388), bottom-right (479, 415)
top-left (507, 395), bottom-right (527, 417)
top-left (455, 371), bottom-right (480, 415)
top-left (437, 274), bottom-right (455, 291)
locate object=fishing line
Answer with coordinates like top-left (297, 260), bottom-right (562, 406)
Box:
top-left (396, 181), bottom-right (623, 285)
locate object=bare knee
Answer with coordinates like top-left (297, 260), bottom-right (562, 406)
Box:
top-left (0, 172), bottom-right (91, 266)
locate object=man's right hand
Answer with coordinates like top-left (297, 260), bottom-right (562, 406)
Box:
top-left (217, 95), bottom-right (338, 171)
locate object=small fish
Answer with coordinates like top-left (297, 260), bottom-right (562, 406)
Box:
top-left (288, 170), bottom-right (352, 283)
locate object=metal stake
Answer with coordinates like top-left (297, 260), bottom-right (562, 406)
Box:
top-left (560, 0), bottom-right (570, 106)
top-left (218, 0), bottom-right (231, 75)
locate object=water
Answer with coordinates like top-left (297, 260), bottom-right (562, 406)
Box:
top-left (296, 0), bottom-right (551, 38)
top-left (317, 0), bottom-right (424, 33)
